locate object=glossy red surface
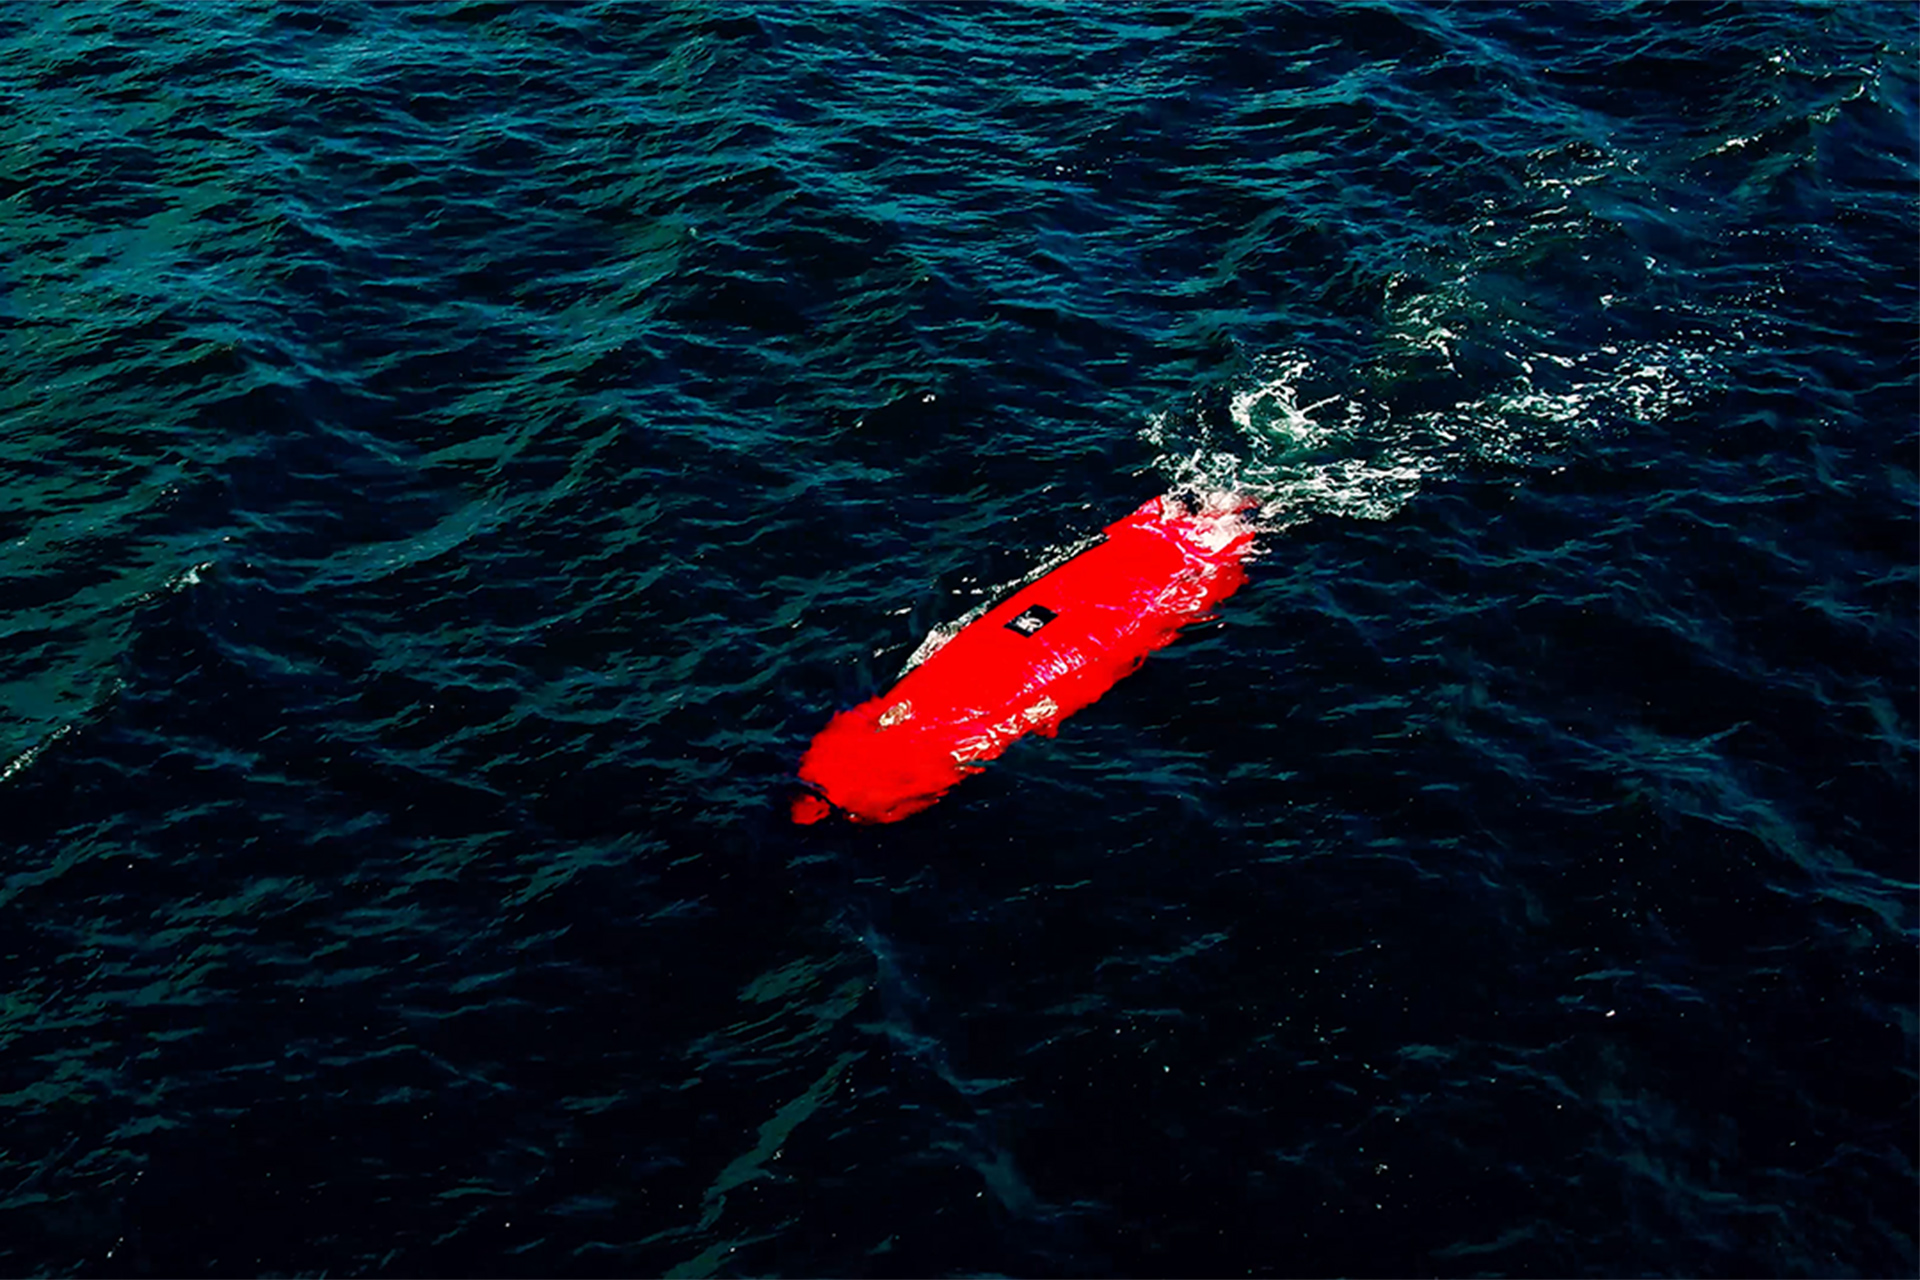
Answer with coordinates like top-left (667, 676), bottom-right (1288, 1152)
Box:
top-left (793, 493), bottom-right (1257, 823)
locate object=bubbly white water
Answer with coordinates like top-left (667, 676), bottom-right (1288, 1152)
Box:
top-left (1147, 334), bottom-right (1719, 534)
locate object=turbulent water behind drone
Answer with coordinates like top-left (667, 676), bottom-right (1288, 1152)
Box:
top-left (1, 3), bottom-right (1914, 1276)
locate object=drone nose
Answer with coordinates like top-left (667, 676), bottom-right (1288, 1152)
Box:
top-left (790, 792), bottom-right (833, 825)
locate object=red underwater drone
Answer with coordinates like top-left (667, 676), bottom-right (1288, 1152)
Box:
top-left (792, 492), bottom-right (1258, 824)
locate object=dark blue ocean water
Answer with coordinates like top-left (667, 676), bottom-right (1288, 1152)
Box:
top-left (1, 2), bottom-right (1915, 1276)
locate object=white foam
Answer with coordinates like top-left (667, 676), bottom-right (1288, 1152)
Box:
top-left (1146, 334), bottom-right (1717, 537)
